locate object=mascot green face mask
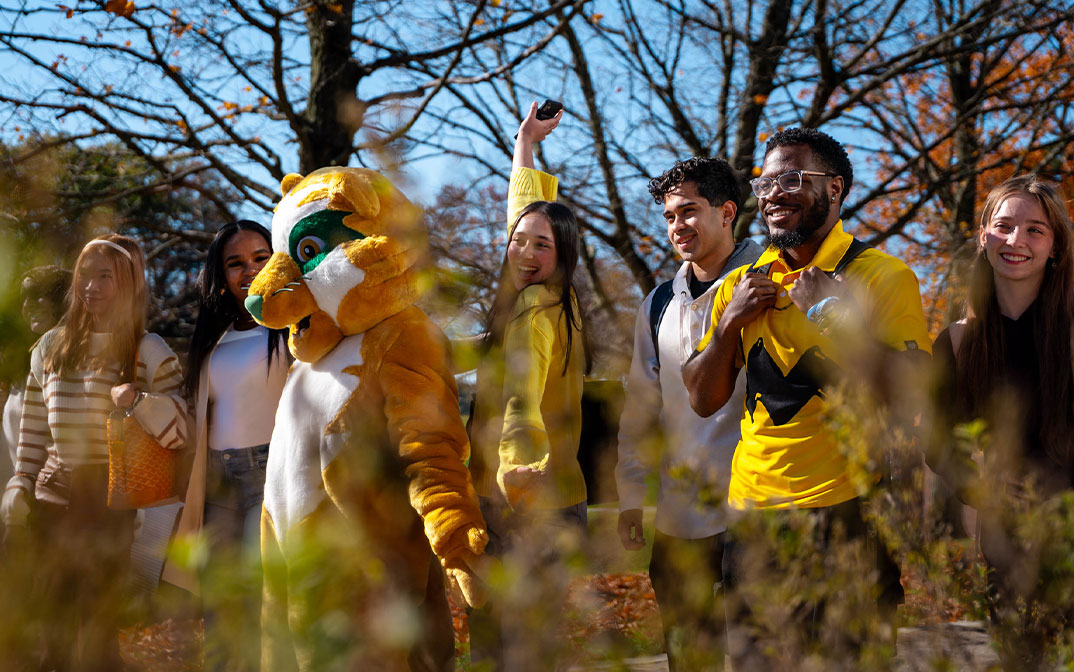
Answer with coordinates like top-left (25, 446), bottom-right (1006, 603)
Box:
top-left (245, 166), bottom-right (425, 363)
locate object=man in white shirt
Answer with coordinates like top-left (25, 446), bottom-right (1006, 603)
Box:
top-left (615, 157), bottom-right (761, 670)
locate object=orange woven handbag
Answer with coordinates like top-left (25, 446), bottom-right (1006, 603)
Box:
top-left (106, 394), bottom-right (179, 510)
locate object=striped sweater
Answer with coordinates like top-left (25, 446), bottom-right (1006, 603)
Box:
top-left (6, 331), bottom-right (187, 506)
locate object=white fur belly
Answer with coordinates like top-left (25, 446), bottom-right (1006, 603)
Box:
top-left (264, 333), bottom-right (364, 542)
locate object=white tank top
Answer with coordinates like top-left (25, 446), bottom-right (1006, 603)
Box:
top-left (207, 325), bottom-right (288, 451)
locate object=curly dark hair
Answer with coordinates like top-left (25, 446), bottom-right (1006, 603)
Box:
top-left (765, 127), bottom-right (853, 203)
top-left (647, 156), bottom-right (741, 211)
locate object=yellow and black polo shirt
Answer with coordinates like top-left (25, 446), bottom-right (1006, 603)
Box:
top-left (696, 221), bottom-right (930, 510)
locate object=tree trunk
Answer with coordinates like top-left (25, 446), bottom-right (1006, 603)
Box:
top-left (729, 0), bottom-right (794, 239)
top-left (300, 0), bottom-right (362, 172)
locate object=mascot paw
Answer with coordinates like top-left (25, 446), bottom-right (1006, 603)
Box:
top-left (444, 540), bottom-right (493, 609)
top-left (447, 562), bottom-right (487, 609)
top-left (465, 525), bottom-right (489, 556)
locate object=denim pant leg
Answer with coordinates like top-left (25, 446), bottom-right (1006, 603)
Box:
top-left (469, 498), bottom-right (587, 672)
top-left (722, 499), bottom-right (884, 668)
top-left (201, 445), bottom-right (269, 672)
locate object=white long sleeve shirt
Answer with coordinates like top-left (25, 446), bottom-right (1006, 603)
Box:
top-left (615, 241), bottom-right (761, 538)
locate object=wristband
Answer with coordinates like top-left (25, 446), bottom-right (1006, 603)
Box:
top-left (806, 296), bottom-right (840, 323)
top-left (125, 390), bottom-right (147, 417)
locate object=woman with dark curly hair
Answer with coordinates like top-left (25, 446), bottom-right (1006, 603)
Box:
top-left (1, 265), bottom-right (71, 486)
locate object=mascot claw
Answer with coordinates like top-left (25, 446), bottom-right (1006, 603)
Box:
top-left (445, 526), bottom-right (492, 609)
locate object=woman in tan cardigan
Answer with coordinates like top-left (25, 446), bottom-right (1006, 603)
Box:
top-left (164, 221), bottom-right (289, 672)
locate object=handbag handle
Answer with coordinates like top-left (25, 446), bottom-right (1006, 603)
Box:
top-left (125, 334), bottom-right (145, 385)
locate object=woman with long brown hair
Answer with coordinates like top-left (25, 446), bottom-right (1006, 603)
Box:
top-left (1, 234), bottom-right (186, 670)
top-left (464, 102), bottom-right (592, 671)
top-left (929, 175), bottom-right (1074, 668)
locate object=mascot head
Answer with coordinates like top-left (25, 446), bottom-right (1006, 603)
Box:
top-left (245, 167), bottom-right (424, 362)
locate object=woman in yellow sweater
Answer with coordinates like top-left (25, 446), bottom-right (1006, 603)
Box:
top-left (466, 102), bottom-right (591, 670)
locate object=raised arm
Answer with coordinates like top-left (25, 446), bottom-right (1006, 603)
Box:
top-left (512, 100), bottom-right (562, 172)
top-left (507, 103), bottom-right (563, 231)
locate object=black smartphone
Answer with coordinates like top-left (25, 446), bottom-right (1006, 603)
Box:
top-left (514, 99), bottom-right (564, 139)
top-left (535, 99), bottom-right (563, 120)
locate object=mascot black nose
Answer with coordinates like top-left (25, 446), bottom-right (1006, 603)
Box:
top-left (245, 293), bottom-right (264, 321)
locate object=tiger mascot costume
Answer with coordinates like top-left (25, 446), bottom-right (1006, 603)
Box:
top-left (244, 167), bottom-right (487, 671)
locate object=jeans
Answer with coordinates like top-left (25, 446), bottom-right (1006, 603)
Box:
top-left (721, 498), bottom-right (896, 669)
top-left (469, 496), bottom-right (587, 671)
top-left (202, 444), bottom-right (269, 672)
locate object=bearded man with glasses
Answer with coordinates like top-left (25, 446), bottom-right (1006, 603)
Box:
top-left (682, 127), bottom-right (931, 667)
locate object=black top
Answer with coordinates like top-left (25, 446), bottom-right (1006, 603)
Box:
top-left (687, 270), bottom-right (716, 300)
top-left (931, 301), bottom-right (1070, 495)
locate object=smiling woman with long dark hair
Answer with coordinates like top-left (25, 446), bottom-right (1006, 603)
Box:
top-left (163, 220), bottom-right (290, 672)
top-left (463, 102), bottom-right (593, 672)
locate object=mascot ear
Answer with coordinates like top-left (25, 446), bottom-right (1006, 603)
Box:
top-left (334, 171), bottom-right (381, 221)
top-left (280, 173), bottom-right (305, 197)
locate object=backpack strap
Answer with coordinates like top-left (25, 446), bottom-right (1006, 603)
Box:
top-left (746, 257), bottom-right (774, 276)
top-left (648, 279), bottom-right (675, 369)
top-left (829, 237), bottom-right (870, 278)
top-left (746, 237), bottom-right (870, 279)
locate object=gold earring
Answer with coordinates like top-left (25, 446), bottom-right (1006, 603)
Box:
top-left (220, 288), bottom-right (227, 295)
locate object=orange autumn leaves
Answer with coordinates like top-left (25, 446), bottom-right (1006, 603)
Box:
top-left (60, 1), bottom-right (135, 19)
top-left (858, 23), bottom-right (1074, 335)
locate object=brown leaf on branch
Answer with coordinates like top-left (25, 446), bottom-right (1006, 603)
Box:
top-left (103, 0), bottom-right (135, 19)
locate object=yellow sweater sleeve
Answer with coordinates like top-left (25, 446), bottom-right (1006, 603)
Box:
top-left (496, 303), bottom-right (557, 488)
top-left (507, 167), bottom-right (559, 232)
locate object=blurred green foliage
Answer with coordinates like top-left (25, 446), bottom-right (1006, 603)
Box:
top-left (0, 140), bottom-right (237, 352)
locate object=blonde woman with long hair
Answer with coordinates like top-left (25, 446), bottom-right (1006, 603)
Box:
top-left (1, 234), bottom-right (186, 670)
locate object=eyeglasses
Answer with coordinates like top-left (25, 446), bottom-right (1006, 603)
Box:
top-left (750, 170), bottom-right (837, 199)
